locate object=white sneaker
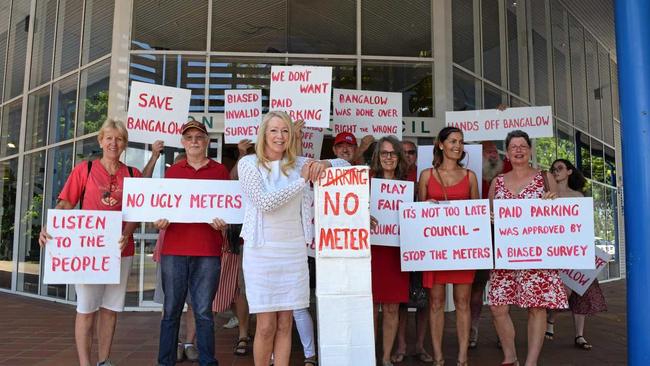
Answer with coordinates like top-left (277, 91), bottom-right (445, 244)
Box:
top-left (223, 316), bottom-right (239, 329)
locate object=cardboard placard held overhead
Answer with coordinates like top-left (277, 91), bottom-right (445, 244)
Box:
top-left (224, 89), bottom-right (262, 144)
top-left (560, 247), bottom-right (612, 296)
top-left (43, 210), bottom-right (122, 284)
top-left (332, 89), bottom-right (403, 139)
top-left (126, 81), bottom-right (191, 148)
top-left (369, 178), bottom-right (414, 247)
top-left (269, 65), bottom-right (332, 128)
top-left (416, 144), bottom-right (484, 198)
top-left (301, 127), bottom-right (325, 160)
top-left (446, 106), bottom-right (553, 142)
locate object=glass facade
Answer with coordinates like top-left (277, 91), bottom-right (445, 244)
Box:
top-left (0, 0), bottom-right (624, 304)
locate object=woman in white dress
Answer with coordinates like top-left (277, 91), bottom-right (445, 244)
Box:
top-left (238, 111), bottom-right (347, 366)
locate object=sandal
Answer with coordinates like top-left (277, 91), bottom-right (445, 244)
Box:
top-left (304, 355), bottom-right (318, 366)
top-left (574, 336), bottom-right (592, 350)
top-left (433, 359), bottom-right (445, 366)
top-left (544, 321), bottom-right (554, 340)
top-left (500, 361), bottom-right (519, 366)
top-left (416, 351), bottom-right (433, 362)
top-left (233, 336), bottom-right (251, 356)
top-left (390, 352), bottom-right (406, 363)
top-left (457, 361), bottom-right (468, 366)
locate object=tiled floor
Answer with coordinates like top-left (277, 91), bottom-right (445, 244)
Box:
top-left (0, 280), bottom-right (626, 365)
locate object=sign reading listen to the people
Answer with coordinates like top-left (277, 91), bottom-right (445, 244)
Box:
top-left (224, 89), bottom-right (262, 144)
top-left (370, 178), bottom-right (414, 247)
top-left (122, 178), bottom-right (244, 223)
top-left (560, 247), bottom-right (612, 296)
top-left (332, 89), bottom-right (402, 139)
top-left (43, 210), bottom-right (122, 284)
top-left (399, 200), bottom-right (493, 271)
top-left (269, 65), bottom-right (332, 128)
top-left (126, 81), bottom-right (191, 148)
top-left (446, 106), bottom-right (553, 141)
top-left (493, 197), bottom-right (595, 269)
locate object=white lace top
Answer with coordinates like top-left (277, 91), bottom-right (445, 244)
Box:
top-left (238, 155), bottom-right (349, 248)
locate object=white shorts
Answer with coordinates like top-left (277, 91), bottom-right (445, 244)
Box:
top-left (75, 256), bottom-right (133, 314)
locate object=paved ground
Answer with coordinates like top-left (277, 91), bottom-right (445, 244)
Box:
top-left (0, 280), bottom-right (626, 365)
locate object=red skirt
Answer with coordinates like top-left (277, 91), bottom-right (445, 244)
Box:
top-left (423, 270), bottom-right (475, 287)
top-left (371, 246), bottom-right (409, 304)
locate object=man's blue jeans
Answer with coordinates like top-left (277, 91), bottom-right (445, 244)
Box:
top-left (158, 255), bottom-right (221, 366)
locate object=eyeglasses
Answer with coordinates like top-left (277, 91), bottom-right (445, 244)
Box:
top-left (183, 135), bottom-right (207, 142)
top-left (508, 144), bottom-right (530, 151)
top-left (404, 150), bottom-right (417, 156)
top-left (380, 151), bottom-right (398, 159)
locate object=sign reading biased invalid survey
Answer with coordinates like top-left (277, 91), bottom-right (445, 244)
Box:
top-left (493, 197), bottom-right (595, 270)
top-left (560, 247), bottom-right (612, 296)
top-left (399, 200), bottom-right (493, 271)
top-left (269, 65), bottom-right (332, 128)
top-left (332, 89), bottom-right (402, 139)
top-left (127, 81), bottom-right (191, 148)
top-left (370, 178), bottom-right (414, 247)
top-left (122, 178), bottom-right (244, 223)
top-left (446, 106), bottom-right (553, 142)
top-left (43, 210), bottom-right (122, 284)
top-left (224, 89), bottom-right (262, 144)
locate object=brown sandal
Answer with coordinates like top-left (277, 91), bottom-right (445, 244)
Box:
top-left (233, 336), bottom-right (251, 356)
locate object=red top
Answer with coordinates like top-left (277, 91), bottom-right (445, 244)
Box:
top-left (58, 160), bottom-right (142, 257)
top-left (482, 158), bottom-right (512, 199)
top-left (406, 165), bottom-right (418, 183)
top-left (162, 159), bottom-right (230, 257)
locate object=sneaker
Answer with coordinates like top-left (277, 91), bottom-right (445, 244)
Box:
top-left (97, 361), bottom-right (115, 366)
top-left (184, 343), bottom-right (199, 362)
top-left (176, 342), bottom-right (185, 362)
top-left (223, 316), bottom-right (239, 329)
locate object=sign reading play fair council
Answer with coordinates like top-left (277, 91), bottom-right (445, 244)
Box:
top-left (223, 89), bottom-right (262, 144)
top-left (332, 89), bottom-right (403, 139)
top-left (43, 210), bottom-right (122, 284)
top-left (370, 178), bottom-right (414, 247)
top-left (269, 65), bottom-right (332, 128)
top-left (560, 247), bottom-right (612, 296)
top-left (493, 197), bottom-right (595, 270)
top-left (446, 106), bottom-right (553, 142)
top-left (126, 81), bottom-right (191, 148)
top-left (399, 200), bottom-right (493, 271)
top-left (416, 144), bottom-right (484, 198)
top-left (122, 178), bottom-right (244, 223)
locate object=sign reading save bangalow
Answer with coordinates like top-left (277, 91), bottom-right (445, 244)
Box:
top-left (121, 178), bottom-right (244, 223)
top-left (399, 200), bottom-right (493, 271)
top-left (269, 65), bottom-right (332, 128)
top-left (332, 89), bottom-right (403, 139)
top-left (446, 106), bottom-right (553, 141)
top-left (127, 81), bottom-right (191, 148)
top-left (493, 197), bottom-right (595, 270)
top-left (43, 209), bottom-right (122, 284)
top-left (224, 89), bottom-right (262, 144)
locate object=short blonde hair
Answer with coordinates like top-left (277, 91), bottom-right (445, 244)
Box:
top-left (97, 118), bottom-right (129, 144)
top-left (255, 111), bottom-right (297, 175)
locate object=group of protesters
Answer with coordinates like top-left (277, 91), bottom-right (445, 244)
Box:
top-left (38, 110), bottom-right (607, 366)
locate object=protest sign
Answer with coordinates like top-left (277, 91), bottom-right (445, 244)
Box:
top-left (560, 247), bottom-right (612, 296)
top-left (493, 197), bottom-right (595, 269)
top-left (224, 89), bottom-right (262, 144)
top-left (43, 210), bottom-right (122, 284)
top-left (416, 144), bottom-right (483, 198)
top-left (370, 178), bottom-right (414, 247)
top-left (446, 106), bottom-right (553, 142)
top-left (269, 66), bottom-right (332, 128)
top-left (126, 81), bottom-right (191, 148)
top-left (399, 200), bottom-right (493, 271)
top-left (301, 127), bottom-right (325, 160)
top-left (332, 89), bottom-right (402, 139)
top-left (122, 178), bottom-right (244, 223)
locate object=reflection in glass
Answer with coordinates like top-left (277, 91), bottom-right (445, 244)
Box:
top-left (30, 0), bottom-right (58, 88)
top-left (75, 136), bottom-right (102, 163)
top-left (453, 67), bottom-right (480, 111)
top-left (132, 0), bottom-right (207, 51)
top-left (77, 59), bottom-right (111, 136)
top-left (4, 0), bottom-right (30, 100)
top-left (288, 0), bottom-right (356, 54)
top-left (585, 34), bottom-right (602, 139)
top-left (482, 0), bottom-right (501, 85)
top-left (531, 0), bottom-right (550, 105)
top-left (569, 17), bottom-right (587, 131)
top-left (576, 132), bottom-right (590, 179)
top-left (556, 120), bottom-right (575, 162)
top-left (604, 146), bottom-right (616, 187)
top-left (483, 83), bottom-right (505, 109)
top-left (452, 0), bottom-right (475, 70)
top-left (125, 242), bottom-right (141, 307)
top-left (25, 87), bottom-right (51, 151)
top-left (506, 0), bottom-right (528, 99)
top-left (142, 239), bottom-right (157, 303)
top-left (45, 143), bottom-right (74, 212)
top-left (49, 75), bottom-right (78, 143)
top-left (0, 159), bottom-right (18, 289)
top-left (81, 0), bottom-right (115, 64)
top-left (53, 0), bottom-right (83, 77)
top-left (535, 137), bottom-right (555, 170)
top-left (590, 140), bottom-right (605, 183)
top-left (599, 47), bottom-right (614, 146)
top-left (17, 151), bottom-right (46, 294)
top-left (611, 62), bottom-right (619, 121)
top-left (551, 0), bottom-right (571, 122)
top-left (1, 99), bottom-right (22, 157)
top-left (606, 186), bottom-right (620, 278)
top-left (0, 5), bottom-right (10, 103)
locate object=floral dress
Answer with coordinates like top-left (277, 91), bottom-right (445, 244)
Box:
top-left (488, 172), bottom-right (569, 309)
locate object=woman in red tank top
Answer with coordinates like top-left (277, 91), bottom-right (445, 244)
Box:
top-left (417, 127), bottom-right (479, 366)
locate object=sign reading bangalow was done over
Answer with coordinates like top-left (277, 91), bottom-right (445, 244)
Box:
top-left (332, 89), bottom-right (403, 139)
top-left (126, 81), bottom-right (191, 148)
top-left (446, 106), bottom-right (553, 142)
top-left (269, 65), bottom-right (332, 128)
top-left (399, 200), bottom-right (493, 271)
top-left (493, 197), bottom-right (595, 270)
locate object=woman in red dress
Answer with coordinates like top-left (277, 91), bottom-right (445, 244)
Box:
top-left (418, 127), bottom-right (479, 366)
top-left (369, 136), bottom-right (410, 366)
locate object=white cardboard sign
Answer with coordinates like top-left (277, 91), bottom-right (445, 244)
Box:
top-left (224, 89), bottom-right (262, 144)
top-left (126, 81), bottom-right (191, 148)
top-left (399, 200), bottom-right (493, 271)
top-left (446, 106), bottom-right (553, 142)
top-left (416, 144), bottom-right (484, 198)
top-left (560, 247), bottom-right (612, 296)
top-left (493, 197), bottom-right (595, 269)
top-left (370, 178), bottom-right (414, 247)
top-left (332, 89), bottom-right (402, 139)
top-left (301, 127), bottom-right (325, 160)
top-left (43, 210), bottom-right (122, 284)
top-left (269, 65), bottom-right (332, 128)
top-left (122, 178), bottom-right (244, 223)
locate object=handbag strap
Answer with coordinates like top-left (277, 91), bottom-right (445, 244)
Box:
top-left (434, 168), bottom-right (448, 201)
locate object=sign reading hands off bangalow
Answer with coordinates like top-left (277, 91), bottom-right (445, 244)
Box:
top-left (43, 209), bottom-right (122, 284)
top-left (446, 106), bottom-right (553, 141)
top-left (332, 89), bottom-right (402, 139)
top-left (560, 247), bottom-right (612, 296)
top-left (127, 81), bottom-right (191, 148)
top-left (269, 66), bottom-right (332, 128)
top-left (493, 197), bottom-right (595, 269)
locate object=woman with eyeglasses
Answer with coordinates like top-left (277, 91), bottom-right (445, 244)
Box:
top-left (368, 136), bottom-right (411, 366)
top-left (417, 126), bottom-right (479, 366)
top-left (487, 130), bottom-right (568, 366)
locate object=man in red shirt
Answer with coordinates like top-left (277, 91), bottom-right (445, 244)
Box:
top-left (332, 132), bottom-right (375, 164)
top-left (155, 121), bottom-right (230, 366)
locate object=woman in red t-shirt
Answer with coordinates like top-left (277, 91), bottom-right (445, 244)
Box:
top-left (418, 127), bottom-right (479, 366)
